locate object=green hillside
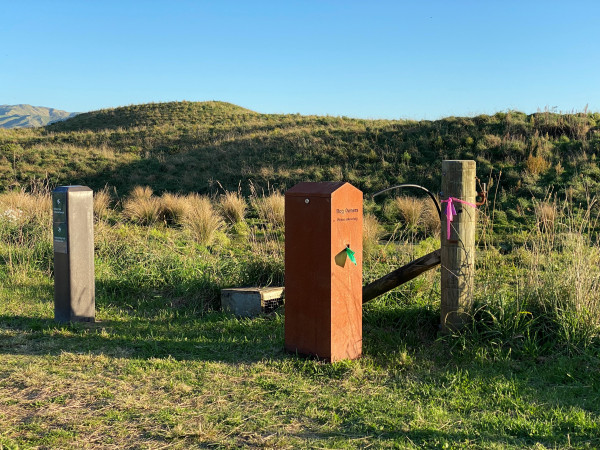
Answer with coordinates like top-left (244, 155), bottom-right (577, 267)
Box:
top-left (2, 102), bottom-right (600, 448)
top-left (0, 104), bottom-right (77, 129)
top-left (1, 101), bottom-right (600, 228)
top-left (47, 101), bottom-right (256, 131)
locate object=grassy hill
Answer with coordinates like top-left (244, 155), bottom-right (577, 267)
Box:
top-left (1, 102), bottom-right (600, 447)
top-left (0, 104), bottom-right (77, 129)
top-left (47, 101), bottom-right (257, 132)
top-left (1, 101), bottom-right (600, 229)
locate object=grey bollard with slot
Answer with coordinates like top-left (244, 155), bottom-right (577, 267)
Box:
top-left (52, 186), bottom-right (95, 323)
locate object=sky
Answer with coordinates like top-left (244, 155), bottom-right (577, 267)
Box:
top-left (2, 0), bottom-right (599, 120)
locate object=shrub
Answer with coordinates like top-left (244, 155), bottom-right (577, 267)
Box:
top-left (525, 154), bottom-right (551, 175)
top-left (381, 199), bottom-right (399, 222)
top-left (554, 161), bottom-right (564, 177)
top-left (482, 134), bottom-right (502, 149)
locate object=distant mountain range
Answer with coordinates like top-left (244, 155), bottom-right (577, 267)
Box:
top-left (0, 104), bottom-right (79, 129)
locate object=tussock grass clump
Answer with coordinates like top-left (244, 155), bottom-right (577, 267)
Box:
top-left (252, 192), bottom-right (285, 227)
top-left (93, 186), bottom-right (112, 220)
top-left (220, 191), bottom-right (247, 224)
top-left (182, 194), bottom-right (224, 246)
top-left (159, 193), bottom-right (189, 225)
top-left (0, 189), bottom-right (51, 225)
top-left (395, 196), bottom-right (425, 229)
top-left (123, 199), bottom-right (161, 225)
top-left (123, 192), bottom-right (162, 225)
top-left (130, 185), bottom-right (153, 200)
top-left (422, 202), bottom-right (441, 235)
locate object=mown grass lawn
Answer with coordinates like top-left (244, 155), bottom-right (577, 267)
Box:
top-left (1, 272), bottom-right (599, 449)
top-left (1, 187), bottom-right (600, 448)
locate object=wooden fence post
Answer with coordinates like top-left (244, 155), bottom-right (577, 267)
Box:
top-left (440, 160), bottom-right (476, 332)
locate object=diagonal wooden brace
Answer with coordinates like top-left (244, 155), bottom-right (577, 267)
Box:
top-left (362, 249), bottom-right (441, 304)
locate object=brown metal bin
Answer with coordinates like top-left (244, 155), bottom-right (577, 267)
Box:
top-left (284, 182), bottom-right (363, 361)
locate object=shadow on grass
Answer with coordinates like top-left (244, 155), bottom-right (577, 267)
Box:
top-left (3, 289), bottom-right (600, 448)
top-left (0, 308), bottom-right (436, 365)
top-left (0, 275), bottom-right (442, 365)
top-left (363, 299), bottom-right (440, 354)
top-left (0, 306), bottom-right (288, 363)
top-left (294, 420), bottom-right (600, 449)
top-left (0, 287), bottom-right (443, 365)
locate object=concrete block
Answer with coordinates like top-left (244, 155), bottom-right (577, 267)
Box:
top-left (221, 287), bottom-right (284, 317)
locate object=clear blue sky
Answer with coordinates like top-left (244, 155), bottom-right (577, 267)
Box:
top-left (2, 1), bottom-right (599, 119)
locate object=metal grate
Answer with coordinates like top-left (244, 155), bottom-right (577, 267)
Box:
top-left (262, 296), bottom-right (283, 313)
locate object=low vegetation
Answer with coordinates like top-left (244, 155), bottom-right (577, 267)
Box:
top-left (0, 186), bottom-right (599, 447)
top-left (1, 102), bottom-right (599, 446)
top-left (0, 102), bottom-right (599, 223)
top-left (219, 190), bottom-right (247, 224)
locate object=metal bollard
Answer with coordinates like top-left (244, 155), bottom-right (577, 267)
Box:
top-left (52, 186), bottom-right (95, 323)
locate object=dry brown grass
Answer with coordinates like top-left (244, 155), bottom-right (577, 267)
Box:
top-left (363, 213), bottom-right (383, 256)
top-left (253, 192), bottom-right (285, 227)
top-left (182, 194), bottom-right (224, 246)
top-left (131, 185), bottom-right (154, 200)
top-left (535, 200), bottom-right (557, 233)
top-left (395, 196), bottom-right (424, 229)
top-left (0, 190), bottom-right (51, 225)
top-left (123, 186), bottom-right (162, 225)
top-left (160, 193), bottom-right (190, 225)
top-left (220, 191), bottom-right (247, 224)
top-left (422, 202), bottom-right (441, 235)
top-left (93, 186), bottom-right (112, 220)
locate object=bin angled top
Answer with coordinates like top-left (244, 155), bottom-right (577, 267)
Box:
top-left (285, 181), bottom-right (360, 198)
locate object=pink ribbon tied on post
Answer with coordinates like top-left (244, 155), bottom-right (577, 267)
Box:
top-left (440, 197), bottom-right (477, 240)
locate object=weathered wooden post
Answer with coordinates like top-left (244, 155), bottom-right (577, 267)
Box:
top-left (440, 160), bottom-right (476, 332)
